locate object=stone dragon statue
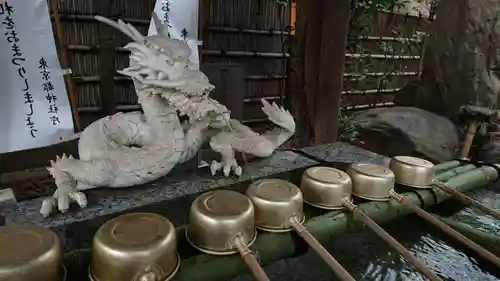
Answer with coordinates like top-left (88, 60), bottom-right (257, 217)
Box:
top-left (40, 13), bottom-right (296, 217)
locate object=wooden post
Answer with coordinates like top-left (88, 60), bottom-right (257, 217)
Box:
top-left (291, 0), bottom-right (351, 146)
top-left (50, 0), bottom-right (81, 131)
top-left (96, 1), bottom-right (117, 117)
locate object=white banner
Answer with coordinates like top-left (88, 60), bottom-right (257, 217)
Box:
top-left (148, 0), bottom-right (201, 70)
top-left (0, 0), bottom-right (74, 153)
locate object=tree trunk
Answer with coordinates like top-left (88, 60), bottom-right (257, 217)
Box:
top-left (291, 0), bottom-right (351, 146)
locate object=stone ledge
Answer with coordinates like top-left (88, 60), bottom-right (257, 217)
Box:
top-left (1, 150), bottom-right (317, 252)
top-left (0, 142), bottom-right (390, 253)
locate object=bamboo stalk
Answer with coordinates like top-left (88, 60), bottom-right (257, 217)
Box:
top-left (201, 50), bottom-right (289, 58)
top-left (432, 180), bottom-right (500, 220)
top-left (345, 53), bottom-right (421, 60)
top-left (342, 88), bottom-right (401, 95)
top-left (50, 0), bottom-right (81, 131)
top-left (52, 14), bottom-right (150, 24)
top-left (434, 164), bottom-right (477, 182)
top-left (341, 102), bottom-right (395, 111)
top-left (433, 161), bottom-right (462, 175)
top-left (205, 26), bottom-right (289, 35)
top-left (460, 120), bottom-right (479, 158)
top-left (344, 72), bottom-right (419, 78)
top-left (351, 35), bottom-right (422, 43)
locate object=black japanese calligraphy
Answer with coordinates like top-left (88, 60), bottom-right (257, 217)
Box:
top-left (161, 0), bottom-right (172, 37)
top-left (181, 28), bottom-right (188, 41)
top-left (39, 57), bottom-right (60, 126)
top-left (1, 1), bottom-right (37, 138)
top-left (0, 1), bottom-right (13, 16)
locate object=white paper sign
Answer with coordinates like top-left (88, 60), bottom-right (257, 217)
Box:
top-left (148, 0), bottom-right (201, 70)
top-left (0, 0), bottom-right (75, 153)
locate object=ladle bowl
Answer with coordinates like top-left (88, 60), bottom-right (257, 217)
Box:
top-left (390, 156), bottom-right (434, 188)
top-left (347, 163), bottom-right (395, 201)
top-left (246, 178), bottom-right (305, 232)
top-left (301, 166), bottom-right (352, 209)
top-left (90, 213), bottom-right (179, 281)
top-left (186, 189), bottom-right (256, 255)
top-left (247, 178), bottom-right (357, 281)
top-left (186, 189), bottom-right (270, 281)
top-left (0, 224), bottom-right (65, 281)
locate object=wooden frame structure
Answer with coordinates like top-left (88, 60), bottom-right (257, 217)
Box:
top-left (290, 0), bottom-right (351, 145)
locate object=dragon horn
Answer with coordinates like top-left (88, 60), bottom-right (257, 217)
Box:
top-left (152, 12), bottom-right (169, 38)
top-left (94, 15), bottom-right (141, 43)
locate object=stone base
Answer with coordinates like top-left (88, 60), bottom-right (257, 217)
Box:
top-left (0, 142), bottom-right (388, 258)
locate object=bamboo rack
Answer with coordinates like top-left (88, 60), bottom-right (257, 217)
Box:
top-left (122, 164), bottom-right (500, 281)
top-left (342, 88), bottom-right (402, 95)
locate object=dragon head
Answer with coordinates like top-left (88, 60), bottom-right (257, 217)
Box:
top-left (94, 14), bottom-right (231, 125)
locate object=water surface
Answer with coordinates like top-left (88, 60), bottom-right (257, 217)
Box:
top-left (231, 188), bottom-right (500, 281)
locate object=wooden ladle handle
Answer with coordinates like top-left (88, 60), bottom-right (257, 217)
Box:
top-left (234, 236), bottom-right (270, 281)
top-left (390, 191), bottom-right (500, 268)
top-left (432, 180), bottom-right (500, 220)
top-left (288, 217), bottom-right (356, 281)
top-left (341, 199), bottom-right (443, 281)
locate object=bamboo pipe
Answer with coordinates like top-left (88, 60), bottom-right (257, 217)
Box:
top-left (288, 217), bottom-right (356, 281)
top-left (234, 237), bottom-right (270, 281)
top-left (433, 161), bottom-right (462, 174)
top-left (460, 120), bottom-right (479, 158)
top-left (341, 199), bottom-right (443, 281)
top-left (432, 180), bottom-right (500, 220)
top-left (389, 190), bottom-right (500, 268)
top-left (434, 164), bottom-right (477, 182)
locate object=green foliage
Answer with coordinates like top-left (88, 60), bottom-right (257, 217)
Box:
top-left (340, 0), bottom-right (434, 144)
top-left (339, 111), bottom-right (362, 144)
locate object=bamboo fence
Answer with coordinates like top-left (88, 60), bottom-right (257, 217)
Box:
top-left (46, 0), bottom-right (432, 129)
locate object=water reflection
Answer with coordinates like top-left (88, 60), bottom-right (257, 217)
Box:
top-left (231, 199), bottom-right (500, 281)
top-left (448, 188), bottom-right (500, 234)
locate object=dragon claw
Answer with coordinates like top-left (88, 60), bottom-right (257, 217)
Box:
top-left (210, 159), bottom-right (242, 177)
top-left (40, 188), bottom-right (87, 217)
top-left (41, 155), bottom-right (87, 217)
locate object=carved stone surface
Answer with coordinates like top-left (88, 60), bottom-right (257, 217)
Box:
top-left (300, 142), bottom-right (390, 167)
top-left (346, 107), bottom-right (460, 162)
top-left (394, 0), bottom-right (500, 121)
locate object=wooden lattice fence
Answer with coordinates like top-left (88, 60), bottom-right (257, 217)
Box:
top-left (1, 0), bottom-right (433, 174)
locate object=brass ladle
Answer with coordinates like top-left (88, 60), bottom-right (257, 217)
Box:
top-left (300, 166), bottom-right (443, 281)
top-left (390, 155), bottom-right (500, 220)
top-left (347, 162), bottom-right (500, 268)
top-left (246, 178), bottom-right (356, 281)
top-left (186, 190), bottom-right (270, 281)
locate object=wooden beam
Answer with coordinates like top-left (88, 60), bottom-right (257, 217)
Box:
top-left (291, 0), bottom-right (351, 146)
top-left (315, 0), bottom-right (350, 144)
top-left (96, 1), bottom-right (117, 117)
